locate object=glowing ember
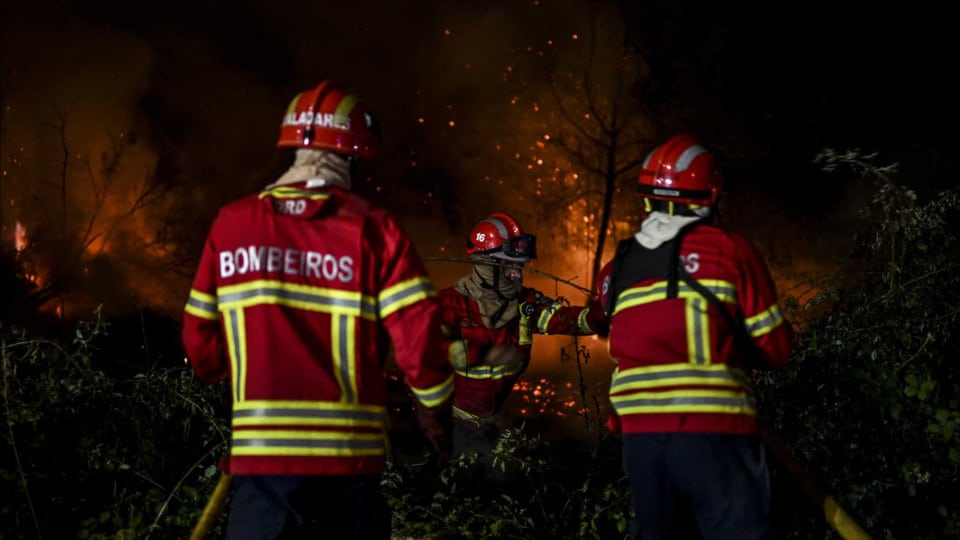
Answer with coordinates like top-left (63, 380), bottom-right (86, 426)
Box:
top-left (14, 221), bottom-right (27, 252)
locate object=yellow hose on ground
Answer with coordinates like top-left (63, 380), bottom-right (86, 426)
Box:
top-left (757, 422), bottom-right (872, 540)
top-left (190, 473), bottom-right (233, 540)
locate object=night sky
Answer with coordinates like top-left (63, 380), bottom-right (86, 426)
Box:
top-left (1, 0), bottom-right (956, 320)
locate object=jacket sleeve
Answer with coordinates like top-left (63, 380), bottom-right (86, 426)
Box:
top-left (523, 289), bottom-right (606, 336)
top-left (372, 212), bottom-right (453, 409)
top-left (734, 236), bottom-right (793, 369)
top-left (182, 226), bottom-right (229, 383)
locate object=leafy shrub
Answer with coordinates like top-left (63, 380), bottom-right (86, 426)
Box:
top-left (0, 310), bottom-right (231, 539)
top-left (383, 425), bottom-right (632, 540)
top-left (756, 151), bottom-right (960, 539)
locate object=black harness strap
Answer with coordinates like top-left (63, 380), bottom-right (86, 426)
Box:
top-left (603, 220), bottom-right (765, 367)
top-left (605, 219), bottom-right (705, 323)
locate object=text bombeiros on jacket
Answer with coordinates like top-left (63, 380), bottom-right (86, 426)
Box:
top-left (219, 245), bottom-right (355, 282)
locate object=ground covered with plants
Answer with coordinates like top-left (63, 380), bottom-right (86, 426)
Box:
top-left (1, 156), bottom-right (957, 539)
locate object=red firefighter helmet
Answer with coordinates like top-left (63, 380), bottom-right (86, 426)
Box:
top-left (277, 80), bottom-right (380, 158)
top-left (465, 212), bottom-right (537, 263)
top-left (638, 134), bottom-right (723, 206)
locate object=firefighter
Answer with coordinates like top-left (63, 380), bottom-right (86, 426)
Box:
top-left (439, 212), bottom-right (605, 472)
top-left (597, 134), bottom-right (794, 539)
top-left (181, 80), bottom-right (454, 540)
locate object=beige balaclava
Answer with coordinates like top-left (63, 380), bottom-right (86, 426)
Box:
top-left (266, 148), bottom-right (352, 190)
top-left (453, 255), bottom-right (523, 329)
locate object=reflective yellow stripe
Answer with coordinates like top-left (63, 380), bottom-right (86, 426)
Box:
top-left (334, 94), bottom-right (359, 119)
top-left (332, 314), bottom-right (358, 403)
top-left (745, 304), bottom-right (785, 337)
top-left (378, 276), bottom-right (436, 319)
top-left (519, 315), bottom-right (533, 345)
top-left (259, 187), bottom-right (331, 200)
top-left (224, 309), bottom-right (247, 403)
top-left (410, 374), bottom-right (454, 408)
top-left (233, 400), bottom-right (386, 428)
top-left (218, 279), bottom-right (376, 321)
top-left (613, 279), bottom-right (736, 316)
top-left (611, 388), bottom-right (757, 415)
top-left (231, 430), bottom-right (384, 457)
top-left (185, 289), bottom-right (218, 320)
top-left (454, 364), bottom-right (522, 379)
top-left (577, 308), bottom-right (593, 334)
top-left (537, 301), bottom-right (562, 333)
top-left (285, 92), bottom-right (303, 116)
top-left (685, 297), bottom-right (712, 365)
top-left (610, 364), bottom-right (750, 394)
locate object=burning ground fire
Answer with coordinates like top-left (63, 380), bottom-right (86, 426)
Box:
top-left (513, 378), bottom-right (585, 418)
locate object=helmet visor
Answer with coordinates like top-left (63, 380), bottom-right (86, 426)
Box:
top-left (482, 233), bottom-right (537, 262)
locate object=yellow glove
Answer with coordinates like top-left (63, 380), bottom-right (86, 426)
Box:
top-left (448, 339), bottom-right (470, 371)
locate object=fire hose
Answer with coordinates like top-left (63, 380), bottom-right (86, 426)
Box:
top-left (190, 473), bottom-right (232, 540)
top-left (757, 421), bottom-right (872, 540)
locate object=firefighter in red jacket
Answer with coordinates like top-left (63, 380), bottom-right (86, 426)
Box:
top-left (439, 212), bottom-right (605, 468)
top-left (598, 134), bottom-right (793, 540)
top-left (182, 80), bottom-right (454, 540)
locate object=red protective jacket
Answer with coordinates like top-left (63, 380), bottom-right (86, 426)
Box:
top-left (598, 223), bottom-right (792, 435)
top-left (182, 183), bottom-right (453, 475)
top-left (439, 287), bottom-right (604, 420)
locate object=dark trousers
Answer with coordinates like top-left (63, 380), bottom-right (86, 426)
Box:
top-left (224, 474), bottom-right (390, 540)
top-left (622, 432), bottom-right (771, 540)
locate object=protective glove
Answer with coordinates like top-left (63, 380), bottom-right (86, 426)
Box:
top-left (482, 343), bottom-right (525, 374)
top-left (414, 401), bottom-right (452, 463)
top-left (448, 339), bottom-right (470, 371)
top-left (519, 291), bottom-right (554, 317)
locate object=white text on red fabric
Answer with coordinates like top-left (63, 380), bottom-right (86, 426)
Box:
top-left (219, 246), bottom-right (355, 282)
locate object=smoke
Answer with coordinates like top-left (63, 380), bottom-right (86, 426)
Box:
top-left (1, 0), bottom-right (875, 326)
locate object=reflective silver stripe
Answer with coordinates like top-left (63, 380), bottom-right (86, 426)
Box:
top-left (676, 144), bottom-right (708, 172)
top-left (614, 394), bottom-right (756, 411)
top-left (616, 286), bottom-right (663, 306)
top-left (615, 281), bottom-right (735, 314)
top-left (482, 217), bottom-right (510, 239)
top-left (219, 286), bottom-right (367, 314)
top-left (745, 305), bottom-right (784, 337)
top-left (227, 309), bottom-right (244, 403)
top-left (187, 296), bottom-right (217, 314)
top-left (336, 314), bottom-right (354, 402)
top-left (233, 407), bottom-right (385, 423)
top-left (577, 308), bottom-right (592, 333)
top-left (454, 364), bottom-right (520, 379)
top-left (609, 367), bottom-right (749, 394)
top-left (411, 375), bottom-right (454, 407)
top-left (691, 297), bottom-right (707, 365)
top-left (232, 437), bottom-right (384, 451)
top-left (378, 279), bottom-right (435, 317)
top-left (537, 301), bottom-right (561, 333)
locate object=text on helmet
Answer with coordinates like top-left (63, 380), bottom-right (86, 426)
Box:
top-left (219, 245), bottom-right (355, 282)
top-left (283, 111), bottom-right (351, 131)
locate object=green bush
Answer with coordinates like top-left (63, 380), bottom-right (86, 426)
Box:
top-left (756, 151), bottom-right (960, 539)
top-left (0, 310), bottom-right (231, 539)
top-left (383, 425), bottom-right (632, 540)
